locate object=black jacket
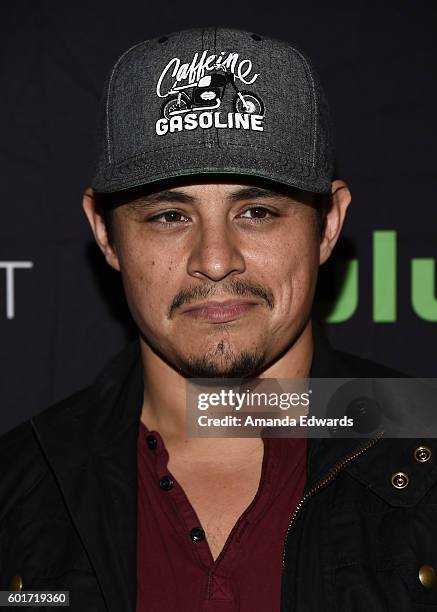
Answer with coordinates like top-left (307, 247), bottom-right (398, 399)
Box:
top-left (1, 326), bottom-right (437, 611)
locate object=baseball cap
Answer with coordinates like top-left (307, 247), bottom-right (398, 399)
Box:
top-left (91, 27), bottom-right (334, 195)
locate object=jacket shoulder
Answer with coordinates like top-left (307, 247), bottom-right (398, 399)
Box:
top-left (311, 321), bottom-right (406, 378)
top-left (333, 349), bottom-right (407, 378)
top-left (0, 386), bottom-right (92, 523)
top-left (0, 341), bottom-right (139, 523)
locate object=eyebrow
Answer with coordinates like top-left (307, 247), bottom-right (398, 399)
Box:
top-left (125, 186), bottom-right (289, 212)
top-left (126, 190), bottom-right (193, 212)
top-left (228, 187), bottom-right (286, 202)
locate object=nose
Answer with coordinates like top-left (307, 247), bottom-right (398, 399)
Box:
top-left (186, 221), bottom-right (246, 281)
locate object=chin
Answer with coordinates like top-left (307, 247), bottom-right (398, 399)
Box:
top-left (175, 345), bottom-right (268, 378)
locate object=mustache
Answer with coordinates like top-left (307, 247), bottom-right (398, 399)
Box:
top-left (168, 278), bottom-right (275, 318)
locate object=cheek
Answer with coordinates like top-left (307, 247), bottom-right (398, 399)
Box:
top-left (265, 229), bottom-right (320, 312)
top-left (116, 243), bottom-right (176, 328)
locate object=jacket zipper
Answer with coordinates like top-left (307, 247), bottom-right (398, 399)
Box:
top-left (282, 434), bottom-right (383, 570)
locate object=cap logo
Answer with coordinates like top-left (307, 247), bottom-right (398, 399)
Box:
top-left (155, 49), bottom-right (265, 136)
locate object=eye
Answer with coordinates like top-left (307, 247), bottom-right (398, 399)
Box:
top-left (238, 206), bottom-right (277, 223)
top-left (148, 210), bottom-right (190, 225)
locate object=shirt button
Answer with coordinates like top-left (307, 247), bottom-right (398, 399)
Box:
top-left (159, 475), bottom-right (174, 491)
top-left (146, 435), bottom-right (157, 450)
top-left (190, 527), bottom-right (206, 542)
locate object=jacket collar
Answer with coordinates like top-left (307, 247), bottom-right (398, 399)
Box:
top-left (30, 320), bottom-right (437, 610)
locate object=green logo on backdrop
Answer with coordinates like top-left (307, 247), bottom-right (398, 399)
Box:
top-left (320, 230), bottom-right (437, 323)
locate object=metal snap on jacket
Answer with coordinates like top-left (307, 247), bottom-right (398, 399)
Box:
top-left (419, 564), bottom-right (437, 589)
top-left (391, 472), bottom-right (409, 489)
top-left (159, 475), bottom-right (174, 491)
top-left (9, 575), bottom-right (23, 591)
top-left (414, 446), bottom-right (432, 463)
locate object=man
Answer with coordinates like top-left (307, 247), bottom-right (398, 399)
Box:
top-left (1, 27), bottom-right (437, 612)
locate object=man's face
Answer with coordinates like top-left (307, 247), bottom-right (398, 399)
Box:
top-left (102, 180), bottom-right (326, 377)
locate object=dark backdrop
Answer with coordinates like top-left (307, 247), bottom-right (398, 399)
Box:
top-left (1, 1), bottom-right (436, 435)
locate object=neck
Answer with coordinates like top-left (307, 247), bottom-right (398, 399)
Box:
top-left (139, 319), bottom-right (313, 450)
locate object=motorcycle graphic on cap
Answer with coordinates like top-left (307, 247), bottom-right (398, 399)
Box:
top-left (160, 66), bottom-right (264, 119)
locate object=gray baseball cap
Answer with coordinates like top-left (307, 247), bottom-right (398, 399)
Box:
top-left (91, 27), bottom-right (334, 195)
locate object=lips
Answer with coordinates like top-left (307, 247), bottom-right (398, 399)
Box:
top-left (180, 299), bottom-right (259, 323)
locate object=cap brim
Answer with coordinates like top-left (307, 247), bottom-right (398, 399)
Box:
top-left (92, 146), bottom-right (332, 195)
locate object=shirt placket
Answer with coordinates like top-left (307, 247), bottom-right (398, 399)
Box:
top-left (140, 423), bottom-right (276, 609)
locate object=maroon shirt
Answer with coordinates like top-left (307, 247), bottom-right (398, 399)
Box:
top-left (136, 420), bottom-right (306, 611)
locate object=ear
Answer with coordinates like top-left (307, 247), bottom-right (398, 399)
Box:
top-left (82, 187), bottom-right (121, 271)
top-left (319, 179), bottom-right (351, 265)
